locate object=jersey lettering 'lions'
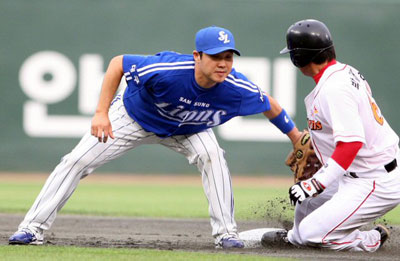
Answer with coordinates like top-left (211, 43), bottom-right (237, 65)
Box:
top-left (155, 102), bottom-right (227, 127)
top-left (122, 51), bottom-right (270, 137)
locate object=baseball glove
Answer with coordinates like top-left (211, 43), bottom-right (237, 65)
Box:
top-left (285, 130), bottom-right (322, 183)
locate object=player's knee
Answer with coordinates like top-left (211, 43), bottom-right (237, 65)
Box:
top-left (198, 147), bottom-right (225, 165)
top-left (60, 152), bottom-right (92, 170)
top-left (297, 222), bottom-right (324, 246)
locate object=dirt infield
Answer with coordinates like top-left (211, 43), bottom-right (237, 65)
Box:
top-left (1, 213), bottom-right (398, 260)
top-left (1, 173), bottom-right (399, 259)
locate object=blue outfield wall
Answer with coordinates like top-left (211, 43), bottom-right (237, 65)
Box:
top-left (0, 0), bottom-right (399, 175)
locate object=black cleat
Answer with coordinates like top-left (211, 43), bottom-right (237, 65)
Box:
top-left (261, 229), bottom-right (289, 247)
top-left (374, 225), bottom-right (390, 248)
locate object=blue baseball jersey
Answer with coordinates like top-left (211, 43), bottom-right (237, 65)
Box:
top-left (122, 51), bottom-right (270, 137)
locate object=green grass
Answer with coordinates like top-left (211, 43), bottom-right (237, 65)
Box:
top-left (1, 246), bottom-right (292, 261)
top-left (0, 181), bottom-right (399, 224)
top-left (0, 179), bottom-right (398, 260)
top-left (0, 181), bottom-right (292, 220)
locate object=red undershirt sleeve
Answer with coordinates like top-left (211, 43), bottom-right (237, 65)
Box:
top-left (331, 141), bottom-right (363, 170)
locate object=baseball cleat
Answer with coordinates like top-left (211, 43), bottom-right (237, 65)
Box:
top-left (261, 229), bottom-right (289, 247)
top-left (9, 228), bottom-right (44, 245)
top-left (215, 234), bottom-right (244, 249)
top-left (374, 225), bottom-right (390, 248)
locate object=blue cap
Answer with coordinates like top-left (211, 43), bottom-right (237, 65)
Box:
top-left (195, 26), bottom-right (241, 56)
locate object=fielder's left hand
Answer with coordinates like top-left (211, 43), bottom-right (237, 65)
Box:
top-left (289, 178), bottom-right (325, 206)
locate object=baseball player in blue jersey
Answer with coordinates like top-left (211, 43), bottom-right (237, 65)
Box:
top-left (9, 26), bottom-right (302, 248)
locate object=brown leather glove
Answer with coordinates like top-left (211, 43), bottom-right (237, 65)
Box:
top-left (285, 130), bottom-right (323, 183)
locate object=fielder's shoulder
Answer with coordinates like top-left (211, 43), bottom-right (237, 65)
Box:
top-left (225, 69), bottom-right (264, 96)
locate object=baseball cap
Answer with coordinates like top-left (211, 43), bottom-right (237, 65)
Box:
top-left (195, 26), bottom-right (241, 56)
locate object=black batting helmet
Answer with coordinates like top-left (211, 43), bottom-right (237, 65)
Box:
top-left (280, 19), bottom-right (334, 68)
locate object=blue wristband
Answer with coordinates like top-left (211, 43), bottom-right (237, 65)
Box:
top-left (270, 109), bottom-right (295, 134)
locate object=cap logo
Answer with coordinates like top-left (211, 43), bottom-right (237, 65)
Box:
top-left (218, 31), bottom-right (230, 44)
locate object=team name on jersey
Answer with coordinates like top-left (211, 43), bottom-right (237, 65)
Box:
top-left (179, 97), bottom-right (192, 105)
top-left (308, 119), bottom-right (323, 130)
top-left (155, 102), bottom-right (226, 127)
top-left (194, 102), bottom-right (210, 108)
top-left (179, 97), bottom-right (210, 108)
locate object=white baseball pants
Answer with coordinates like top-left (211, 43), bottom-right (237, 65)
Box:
top-left (18, 95), bottom-right (237, 240)
top-left (288, 153), bottom-right (400, 252)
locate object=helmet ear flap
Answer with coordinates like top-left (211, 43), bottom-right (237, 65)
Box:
top-left (290, 50), bottom-right (315, 68)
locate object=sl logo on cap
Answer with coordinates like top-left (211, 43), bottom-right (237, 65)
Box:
top-left (218, 31), bottom-right (230, 44)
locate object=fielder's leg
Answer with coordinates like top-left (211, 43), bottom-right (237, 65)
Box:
top-left (161, 129), bottom-right (243, 248)
top-left (10, 97), bottom-right (157, 244)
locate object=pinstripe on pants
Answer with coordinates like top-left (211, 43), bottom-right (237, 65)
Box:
top-left (18, 97), bottom-right (237, 239)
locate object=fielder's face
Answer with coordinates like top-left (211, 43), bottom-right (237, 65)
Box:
top-left (193, 50), bottom-right (234, 88)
